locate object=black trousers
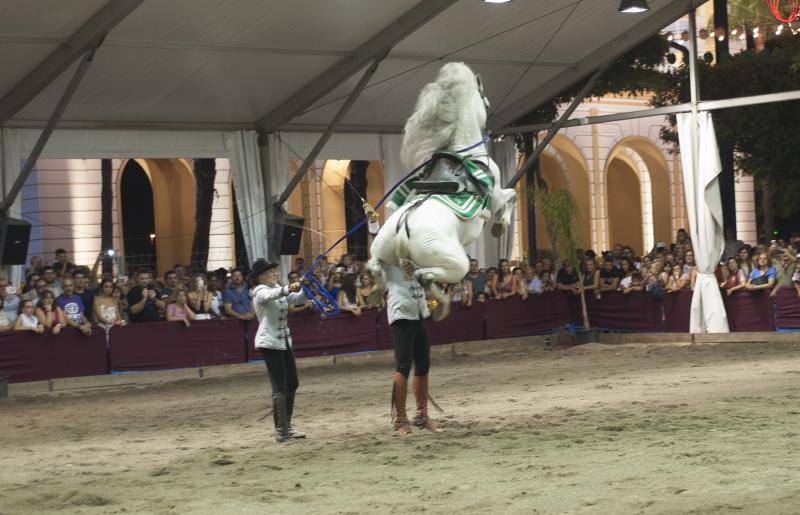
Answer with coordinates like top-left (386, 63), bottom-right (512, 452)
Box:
top-left (389, 318), bottom-right (430, 378)
top-left (260, 347), bottom-right (299, 395)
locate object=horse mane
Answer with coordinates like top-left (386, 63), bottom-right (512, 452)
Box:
top-left (401, 62), bottom-right (483, 169)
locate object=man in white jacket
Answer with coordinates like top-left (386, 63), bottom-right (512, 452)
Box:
top-left (249, 258), bottom-right (306, 443)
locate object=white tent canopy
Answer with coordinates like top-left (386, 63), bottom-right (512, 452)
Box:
top-left (0, 0), bottom-right (702, 262)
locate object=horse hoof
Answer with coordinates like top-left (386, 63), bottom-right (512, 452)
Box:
top-left (491, 221), bottom-right (508, 238)
top-left (431, 296), bottom-right (451, 321)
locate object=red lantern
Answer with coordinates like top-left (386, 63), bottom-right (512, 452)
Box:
top-left (764, 0), bottom-right (800, 23)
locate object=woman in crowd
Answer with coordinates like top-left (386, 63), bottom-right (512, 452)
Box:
top-left (207, 275), bottom-right (225, 318)
top-left (618, 257), bottom-right (636, 291)
top-left (666, 264), bottom-right (691, 292)
top-left (485, 267), bottom-right (497, 298)
top-left (112, 285), bottom-right (130, 323)
top-left (622, 272), bottom-right (645, 294)
top-left (540, 259), bottom-right (556, 292)
top-left (250, 258), bottom-right (306, 443)
top-left (94, 279), bottom-right (124, 331)
top-left (720, 257), bottom-right (747, 296)
top-left (187, 273), bottom-right (215, 320)
top-left (644, 259), bottom-right (668, 297)
top-left (357, 272), bottom-right (374, 307)
top-left (682, 250), bottom-right (697, 276)
top-left (166, 289), bottom-right (196, 328)
top-left (337, 273), bottom-right (363, 317)
top-left (581, 258), bottom-right (600, 299)
top-left (326, 269), bottom-right (344, 299)
top-left (736, 246), bottom-right (752, 279)
top-left (14, 300), bottom-right (44, 333)
top-left (35, 290), bottom-right (65, 334)
top-left (492, 259), bottom-right (515, 299)
top-left (511, 266), bottom-right (527, 299)
top-left (746, 253), bottom-right (776, 291)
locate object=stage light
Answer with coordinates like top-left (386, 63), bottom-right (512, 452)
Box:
top-left (618, 0), bottom-right (648, 13)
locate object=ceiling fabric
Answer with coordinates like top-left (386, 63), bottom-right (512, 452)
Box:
top-left (0, 0), bottom-right (695, 133)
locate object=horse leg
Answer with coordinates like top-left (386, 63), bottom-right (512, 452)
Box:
top-left (413, 253), bottom-right (470, 322)
top-left (490, 187), bottom-right (517, 238)
top-left (365, 257), bottom-right (387, 308)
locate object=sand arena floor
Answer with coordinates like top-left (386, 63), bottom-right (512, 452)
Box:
top-left (2, 338), bottom-right (800, 514)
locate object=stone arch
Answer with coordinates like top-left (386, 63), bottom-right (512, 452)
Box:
top-left (117, 158), bottom-right (196, 277)
top-left (605, 151), bottom-right (645, 255)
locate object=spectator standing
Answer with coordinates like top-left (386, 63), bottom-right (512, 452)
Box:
top-left (337, 274), bottom-right (364, 317)
top-left (770, 249), bottom-right (796, 299)
top-left (207, 275), bottom-right (225, 318)
top-left (162, 270), bottom-right (180, 300)
top-left (56, 278), bottom-right (92, 335)
top-left (358, 272), bottom-right (375, 307)
top-left (94, 279), bottom-right (124, 331)
top-left (540, 259), bottom-right (556, 291)
top-left (485, 267), bottom-right (497, 297)
top-left (618, 258), bottom-right (636, 291)
top-left (581, 258), bottom-right (600, 299)
top-left (167, 290), bottom-right (196, 328)
top-left (188, 273), bottom-right (214, 319)
top-left (598, 257), bottom-right (622, 296)
top-left (556, 261), bottom-right (580, 295)
top-left (72, 269), bottom-right (95, 323)
top-left (52, 248), bottom-right (75, 278)
top-left (223, 269), bottom-right (254, 320)
top-left (40, 266), bottom-right (62, 298)
top-left (22, 278), bottom-right (47, 304)
top-left (14, 300), bottom-right (44, 333)
top-left (463, 259), bottom-right (487, 300)
top-left (665, 264), bottom-right (691, 292)
top-left (35, 290), bottom-right (65, 334)
top-left (723, 228), bottom-right (746, 260)
top-left (745, 253), bottom-right (776, 291)
top-left (683, 250), bottom-right (698, 276)
top-left (173, 264), bottom-right (189, 287)
top-left (127, 271), bottom-right (165, 323)
top-left (672, 229), bottom-right (692, 262)
top-left (511, 267), bottom-right (527, 299)
top-left (720, 257), bottom-right (747, 296)
top-left (622, 272), bottom-right (645, 294)
top-left (0, 277), bottom-right (20, 327)
top-left (737, 246), bottom-right (752, 279)
top-left (492, 259), bottom-right (515, 299)
top-left (294, 257), bottom-right (306, 275)
top-left (326, 269), bottom-right (344, 299)
top-left (448, 277), bottom-right (473, 306)
top-left (113, 286), bottom-right (130, 323)
top-left (25, 255), bottom-right (42, 280)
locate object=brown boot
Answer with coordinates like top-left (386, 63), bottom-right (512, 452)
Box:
top-left (392, 372), bottom-right (412, 436)
top-left (412, 375), bottom-right (442, 433)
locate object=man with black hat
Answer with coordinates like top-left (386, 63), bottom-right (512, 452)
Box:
top-left (249, 258), bottom-right (306, 443)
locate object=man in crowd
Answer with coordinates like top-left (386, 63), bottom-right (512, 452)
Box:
top-left (294, 257), bottom-right (306, 275)
top-left (162, 270), bottom-right (180, 299)
top-left (41, 265), bottom-right (62, 297)
top-left (127, 270), bottom-right (165, 323)
top-left (771, 248), bottom-right (796, 299)
top-left (72, 268), bottom-right (95, 323)
top-left (223, 268), bottom-right (254, 320)
top-left (56, 277), bottom-right (92, 335)
top-left (672, 229), bottom-right (692, 262)
top-left (598, 255), bottom-right (622, 295)
top-left (53, 248), bottom-right (75, 278)
top-left (463, 258), bottom-right (487, 298)
top-left (723, 228), bottom-right (745, 261)
top-left (22, 278), bottom-right (47, 304)
top-left (173, 264), bottom-right (189, 287)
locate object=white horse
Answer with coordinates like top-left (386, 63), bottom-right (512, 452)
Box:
top-left (367, 62), bottom-right (517, 320)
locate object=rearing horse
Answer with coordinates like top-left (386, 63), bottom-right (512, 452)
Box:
top-left (367, 62), bottom-right (517, 320)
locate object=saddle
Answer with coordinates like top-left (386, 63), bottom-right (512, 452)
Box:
top-left (413, 152), bottom-right (490, 198)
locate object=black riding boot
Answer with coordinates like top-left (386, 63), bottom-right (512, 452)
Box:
top-left (272, 393), bottom-right (290, 443)
top-left (286, 392), bottom-right (306, 439)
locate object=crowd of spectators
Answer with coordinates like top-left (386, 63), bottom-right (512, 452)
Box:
top-left (2, 229), bottom-right (800, 335)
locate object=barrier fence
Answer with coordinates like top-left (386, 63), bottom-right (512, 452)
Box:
top-left (2, 289), bottom-right (799, 384)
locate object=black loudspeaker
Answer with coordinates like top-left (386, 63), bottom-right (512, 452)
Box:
top-left (273, 214), bottom-right (304, 256)
top-left (0, 217), bottom-right (32, 265)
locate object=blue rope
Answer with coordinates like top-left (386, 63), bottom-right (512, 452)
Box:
top-left (302, 134), bottom-right (489, 317)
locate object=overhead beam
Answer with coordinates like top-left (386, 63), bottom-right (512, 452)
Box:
top-left (0, 0), bottom-right (145, 126)
top-left (257, 0), bottom-right (458, 133)
top-left (276, 54), bottom-right (387, 206)
top-left (488, 0), bottom-right (703, 132)
top-left (495, 90), bottom-right (800, 134)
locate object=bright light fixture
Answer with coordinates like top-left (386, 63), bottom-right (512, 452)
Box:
top-left (618, 0), bottom-right (649, 13)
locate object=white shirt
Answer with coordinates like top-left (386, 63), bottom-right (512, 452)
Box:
top-left (385, 266), bottom-right (429, 325)
top-left (18, 313), bottom-right (39, 329)
top-left (251, 284), bottom-right (306, 351)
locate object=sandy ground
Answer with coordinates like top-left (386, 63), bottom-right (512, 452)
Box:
top-left (2, 339), bottom-right (800, 514)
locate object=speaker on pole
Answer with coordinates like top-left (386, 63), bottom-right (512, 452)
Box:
top-left (273, 213), bottom-right (304, 256)
top-left (0, 217), bottom-right (32, 265)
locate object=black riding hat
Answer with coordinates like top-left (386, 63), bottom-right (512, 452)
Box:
top-left (248, 258), bottom-right (279, 281)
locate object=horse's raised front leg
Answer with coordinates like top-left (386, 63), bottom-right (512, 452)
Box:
top-left (490, 187), bottom-right (517, 238)
top-left (413, 251), bottom-right (469, 322)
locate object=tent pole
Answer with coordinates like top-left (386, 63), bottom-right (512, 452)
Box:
top-left (504, 65), bottom-right (607, 189)
top-left (0, 45), bottom-right (100, 214)
top-left (275, 54), bottom-right (386, 207)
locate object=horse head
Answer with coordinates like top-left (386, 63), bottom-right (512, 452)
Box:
top-left (401, 62), bottom-right (487, 170)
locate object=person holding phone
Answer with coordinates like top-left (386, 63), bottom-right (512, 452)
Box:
top-left (126, 270), bottom-right (165, 323)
